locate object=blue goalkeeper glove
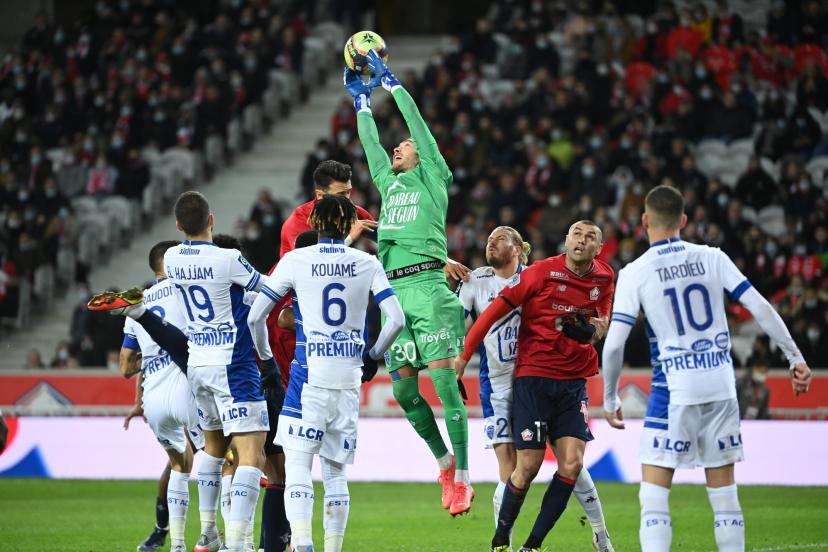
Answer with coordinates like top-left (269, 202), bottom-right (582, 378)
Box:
top-left (343, 67), bottom-right (379, 111)
top-left (367, 49), bottom-right (400, 91)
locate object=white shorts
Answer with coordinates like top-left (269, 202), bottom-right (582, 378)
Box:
top-left (276, 383), bottom-right (359, 464)
top-left (143, 372), bottom-right (205, 454)
top-left (482, 389), bottom-right (513, 448)
top-left (640, 398), bottom-right (743, 469)
top-left (187, 364), bottom-right (268, 436)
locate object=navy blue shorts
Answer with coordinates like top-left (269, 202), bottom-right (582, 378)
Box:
top-left (512, 377), bottom-right (593, 450)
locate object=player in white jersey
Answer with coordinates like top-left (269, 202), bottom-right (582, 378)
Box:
top-left (247, 196), bottom-right (405, 552)
top-left (162, 191), bottom-right (271, 552)
top-left (602, 185), bottom-right (813, 552)
top-left (119, 240), bottom-right (204, 552)
top-left (457, 226), bottom-right (614, 552)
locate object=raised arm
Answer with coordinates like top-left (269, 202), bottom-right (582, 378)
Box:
top-left (367, 50), bottom-right (447, 172)
top-left (344, 67), bottom-right (394, 188)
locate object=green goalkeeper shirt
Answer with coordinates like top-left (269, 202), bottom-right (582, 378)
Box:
top-left (357, 87), bottom-right (452, 284)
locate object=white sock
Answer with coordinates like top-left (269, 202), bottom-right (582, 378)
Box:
top-left (321, 457), bottom-right (349, 552)
top-left (226, 466), bottom-right (263, 550)
top-left (285, 450), bottom-right (315, 547)
top-left (574, 469), bottom-right (609, 544)
top-left (639, 481), bottom-right (672, 552)
top-left (197, 453), bottom-right (225, 536)
top-left (436, 452), bottom-right (453, 470)
top-left (493, 481), bottom-right (506, 529)
top-left (707, 484), bottom-right (744, 552)
top-left (454, 468), bottom-right (470, 484)
top-left (168, 470), bottom-right (190, 548)
top-left (125, 302), bottom-right (146, 319)
top-left (220, 474), bottom-right (233, 530)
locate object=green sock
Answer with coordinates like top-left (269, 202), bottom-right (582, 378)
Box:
top-left (392, 374), bottom-right (449, 460)
top-left (430, 368), bottom-right (469, 470)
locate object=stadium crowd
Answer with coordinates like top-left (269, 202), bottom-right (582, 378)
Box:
top-left (294, 0), bottom-right (828, 369)
top-left (2, 0), bottom-right (328, 367)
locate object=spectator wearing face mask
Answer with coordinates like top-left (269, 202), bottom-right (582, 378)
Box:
top-left (50, 340), bottom-right (73, 368)
top-left (736, 360), bottom-right (770, 419)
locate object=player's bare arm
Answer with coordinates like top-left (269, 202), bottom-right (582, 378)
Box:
top-left (119, 347), bottom-right (141, 378)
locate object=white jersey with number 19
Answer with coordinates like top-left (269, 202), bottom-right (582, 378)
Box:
top-left (610, 238), bottom-right (751, 406)
top-left (163, 240), bottom-right (262, 368)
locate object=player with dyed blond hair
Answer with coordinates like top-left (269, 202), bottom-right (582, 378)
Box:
top-left (602, 184), bottom-right (812, 552)
top-left (457, 220), bottom-right (615, 552)
top-left (457, 226), bottom-right (614, 551)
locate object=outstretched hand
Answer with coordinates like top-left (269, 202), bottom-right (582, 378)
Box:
top-left (367, 50), bottom-right (400, 91)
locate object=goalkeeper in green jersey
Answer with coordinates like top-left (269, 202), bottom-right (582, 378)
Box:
top-left (344, 50), bottom-right (474, 516)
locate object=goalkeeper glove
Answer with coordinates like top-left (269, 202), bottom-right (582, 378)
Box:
top-left (366, 50), bottom-right (400, 91)
top-left (361, 349), bottom-right (378, 383)
top-left (560, 314), bottom-right (597, 343)
top-left (343, 67), bottom-right (378, 111)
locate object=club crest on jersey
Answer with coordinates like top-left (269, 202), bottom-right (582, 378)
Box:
top-left (557, 284), bottom-right (567, 292)
top-left (237, 255), bottom-right (253, 273)
top-left (521, 428), bottom-right (534, 441)
top-left (589, 287), bottom-right (600, 300)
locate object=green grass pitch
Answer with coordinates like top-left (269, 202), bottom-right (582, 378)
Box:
top-left (1, 479), bottom-right (827, 551)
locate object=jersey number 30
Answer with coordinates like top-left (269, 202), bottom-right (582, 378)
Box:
top-left (663, 284), bottom-right (713, 336)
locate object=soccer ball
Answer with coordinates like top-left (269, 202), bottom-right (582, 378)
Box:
top-left (344, 30), bottom-right (388, 76)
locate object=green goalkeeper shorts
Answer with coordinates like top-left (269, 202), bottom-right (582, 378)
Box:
top-left (382, 277), bottom-right (466, 372)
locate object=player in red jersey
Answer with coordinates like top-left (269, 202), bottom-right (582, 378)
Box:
top-left (455, 220), bottom-right (614, 552)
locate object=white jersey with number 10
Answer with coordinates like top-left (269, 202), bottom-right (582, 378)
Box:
top-left (610, 238), bottom-right (752, 406)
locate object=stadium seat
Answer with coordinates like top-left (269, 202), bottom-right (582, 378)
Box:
top-left (756, 206), bottom-right (787, 239)
top-left (227, 117), bottom-right (242, 155)
top-left (760, 157), bottom-right (780, 180)
top-left (696, 139), bottom-right (728, 158)
top-left (729, 139), bottom-right (755, 157)
top-left (243, 104), bottom-right (264, 139)
top-left (806, 155), bottom-right (828, 187)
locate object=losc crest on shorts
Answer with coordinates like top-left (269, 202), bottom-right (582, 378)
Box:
top-left (641, 389), bottom-right (743, 469)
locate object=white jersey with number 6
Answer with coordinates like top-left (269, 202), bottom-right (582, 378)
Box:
top-left (163, 240), bottom-right (262, 368)
top-left (610, 238), bottom-right (751, 405)
top-left (260, 239), bottom-right (395, 390)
